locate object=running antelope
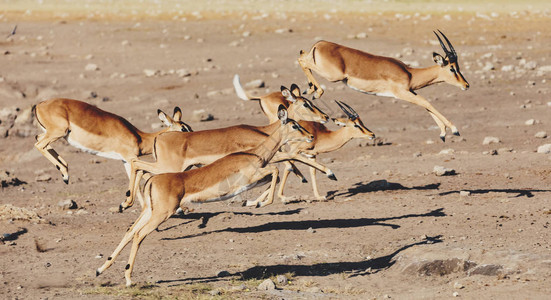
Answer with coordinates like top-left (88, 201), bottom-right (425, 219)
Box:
top-left (298, 30), bottom-right (469, 141)
top-left (233, 74), bottom-right (329, 124)
top-left (34, 98), bottom-right (192, 194)
top-left (278, 101), bottom-right (375, 202)
top-left (121, 86), bottom-right (334, 210)
top-left (96, 107), bottom-right (315, 286)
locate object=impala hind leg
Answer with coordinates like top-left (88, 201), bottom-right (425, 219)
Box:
top-left (35, 133), bottom-right (69, 184)
top-left (121, 159), bottom-right (168, 211)
top-left (124, 209), bottom-right (172, 287)
top-left (298, 50), bottom-right (324, 99)
top-left (245, 166), bottom-right (279, 208)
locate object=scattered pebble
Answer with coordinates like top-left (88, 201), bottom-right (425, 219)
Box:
top-left (482, 136), bottom-right (500, 145)
top-left (244, 79), bottom-right (265, 89)
top-left (307, 227), bottom-right (316, 233)
top-left (454, 282), bottom-right (464, 289)
top-left (57, 199), bottom-right (77, 210)
top-left (84, 63), bottom-right (99, 71)
top-left (434, 166), bottom-right (456, 176)
top-left (459, 191), bottom-right (471, 197)
top-left (192, 109), bottom-right (214, 122)
top-left (35, 173), bottom-right (52, 182)
top-left (525, 119), bottom-right (537, 126)
top-left (453, 291), bottom-right (460, 297)
top-left (208, 290), bottom-right (221, 296)
top-left (535, 131), bottom-right (547, 139)
top-left (537, 144), bottom-right (551, 154)
top-left (439, 148), bottom-right (455, 155)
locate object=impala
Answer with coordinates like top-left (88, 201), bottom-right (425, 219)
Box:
top-left (233, 74), bottom-right (329, 124)
top-left (96, 107), bottom-right (316, 286)
top-left (278, 101), bottom-right (375, 202)
top-left (34, 98), bottom-right (192, 207)
top-left (298, 30), bottom-right (469, 141)
top-left (120, 85), bottom-right (334, 210)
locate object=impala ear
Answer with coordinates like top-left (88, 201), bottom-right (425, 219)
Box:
top-left (158, 109), bottom-right (172, 126)
top-left (172, 107), bottom-right (182, 121)
top-left (281, 86), bottom-right (295, 103)
top-left (290, 84), bottom-right (301, 98)
top-left (277, 105), bottom-right (288, 124)
top-left (433, 52), bottom-right (447, 67)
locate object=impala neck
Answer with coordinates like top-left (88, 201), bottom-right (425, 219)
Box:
top-left (251, 123), bottom-right (286, 164)
top-left (408, 65), bottom-right (442, 91)
top-left (137, 128), bottom-right (169, 156)
top-left (313, 127), bottom-right (355, 154)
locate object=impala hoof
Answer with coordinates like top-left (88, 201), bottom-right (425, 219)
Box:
top-left (453, 131), bottom-right (461, 136)
top-left (440, 135), bottom-right (446, 142)
top-left (96, 269), bottom-right (101, 277)
top-left (63, 178), bottom-right (69, 185)
top-left (327, 172), bottom-right (337, 181)
top-left (302, 178), bottom-right (308, 183)
top-left (118, 204), bottom-right (124, 213)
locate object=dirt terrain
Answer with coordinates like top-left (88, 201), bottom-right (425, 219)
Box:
top-left (1, 1), bottom-right (551, 299)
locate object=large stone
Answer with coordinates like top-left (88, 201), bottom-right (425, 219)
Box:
top-left (257, 278), bottom-right (276, 290)
top-left (434, 166), bottom-right (456, 176)
top-left (537, 144), bottom-right (551, 154)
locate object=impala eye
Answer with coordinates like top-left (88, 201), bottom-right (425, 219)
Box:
top-left (450, 67), bottom-right (456, 73)
top-left (292, 124), bottom-right (298, 130)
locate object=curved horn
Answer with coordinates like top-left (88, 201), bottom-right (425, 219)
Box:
top-left (438, 29), bottom-right (457, 57)
top-left (335, 100), bottom-right (356, 120)
top-left (433, 30), bottom-right (449, 55)
top-left (340, 101), bottom-right (359, 119)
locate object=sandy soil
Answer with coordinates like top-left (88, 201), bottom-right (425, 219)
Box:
top-left (1, 1), bottom-right (551, 299)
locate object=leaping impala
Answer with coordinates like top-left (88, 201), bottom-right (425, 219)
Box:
top-left (33, 98), bottom-right (192, 206)
top-left (96, 107), bottom-right (317, 286)
top-left (278, 101), bottom-right (375, 202)
top-left (121, 85), bottom-right (334, 210)
top-left (298, 30), bottom-right (469, 141)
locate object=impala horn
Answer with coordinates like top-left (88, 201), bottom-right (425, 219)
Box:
top-left (335, 100), bottom-right (358, 120)
top-left (434, 30), bottom-right (457, 63)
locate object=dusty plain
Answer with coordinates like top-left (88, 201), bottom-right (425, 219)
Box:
top-left (1, 1), bottom-right (551, 299)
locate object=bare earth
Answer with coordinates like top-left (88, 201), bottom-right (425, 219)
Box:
top-left (1, 2), bottom-right (551, 299)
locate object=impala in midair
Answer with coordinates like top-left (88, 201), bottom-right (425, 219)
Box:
top-left (298, 30), bottom-right (469, 141)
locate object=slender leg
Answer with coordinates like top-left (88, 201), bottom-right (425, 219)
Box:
top-left (308, 156), bottom-right (327, 201)
top-left (298, 51), bottom-right (324, 99)
top-left (124, 210), bottom-right (172, 287)
top-left (122, 158), bottom-right (174, 211)
top-left (394, 90), bottom-right (458, 139)
top-left (271, 152), bottom-right (336, 180)
top-left (276, 161), bottom-right (294, 203)
top-left (245, 166), bottom-right (279, 207)
top-left (35, 134), bottom-right (69, 184)
top-left (427, 111), bottom-right (447, 142)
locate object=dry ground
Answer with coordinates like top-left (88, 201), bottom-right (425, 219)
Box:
top-left (1, 1), bottom-right (551, 299)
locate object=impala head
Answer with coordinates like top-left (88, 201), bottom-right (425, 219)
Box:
top-left (157, 107), bottom-right (193, 132)
top-left (433, 30), bottom-right (469, 91)
top-left (281, 84), bottom-right (329, 123)
top-left (332, 101), bottom-right (375, 140)
top-left (277, 105), bottom-right (313, 144)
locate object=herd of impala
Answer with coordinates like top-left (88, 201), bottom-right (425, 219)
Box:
top-left (32, 31), bottom-right (469, 286)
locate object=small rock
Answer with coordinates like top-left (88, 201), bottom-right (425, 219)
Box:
top-left (482, 136), bottom-right (500, 145)
top-left (95, 254), bottom-right (103, 259)
top-left (58, 199), bottom-right (77, 210)
top-left (208, 290), bottom-right (221, 296)
top-left (537, 144), bottom-right (551, 154)
top-left (413, 151), bottom-right (422, 158)
top-left (231, 284), bottom-right (247, 291)
top-left (276, 275), bottom-right (288, 285)
top-left (356, 32), bottom-right (368, 39)
top-left (143, 69), bottom-right (160, 77)
top-left (257, 278), bottom-right (276, 290)
top-left (35, 173), bottom-right (52, 182)
top-left (434, 166), bottom-right (456, 176)
top-left (454, 282), bottom-right (464, 289)
top-left (244, 79), bottom-right (265, 89)
top-left (453, 291), bottom-right (459, 297)
top-left (306, 227), bottom-right (315, 233)
top-left (535, 131), bottom-right (547, 139)
top-left (459, 191), bottom-right (471, 197)
top-left (525, 119), bottom-right (536, 126)
top-left (192, 109), bottom-right (214, 122)
top-left (84, 63), bottom-right (99, 71)
top-left (439, 148), bottom-right (455, 155)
